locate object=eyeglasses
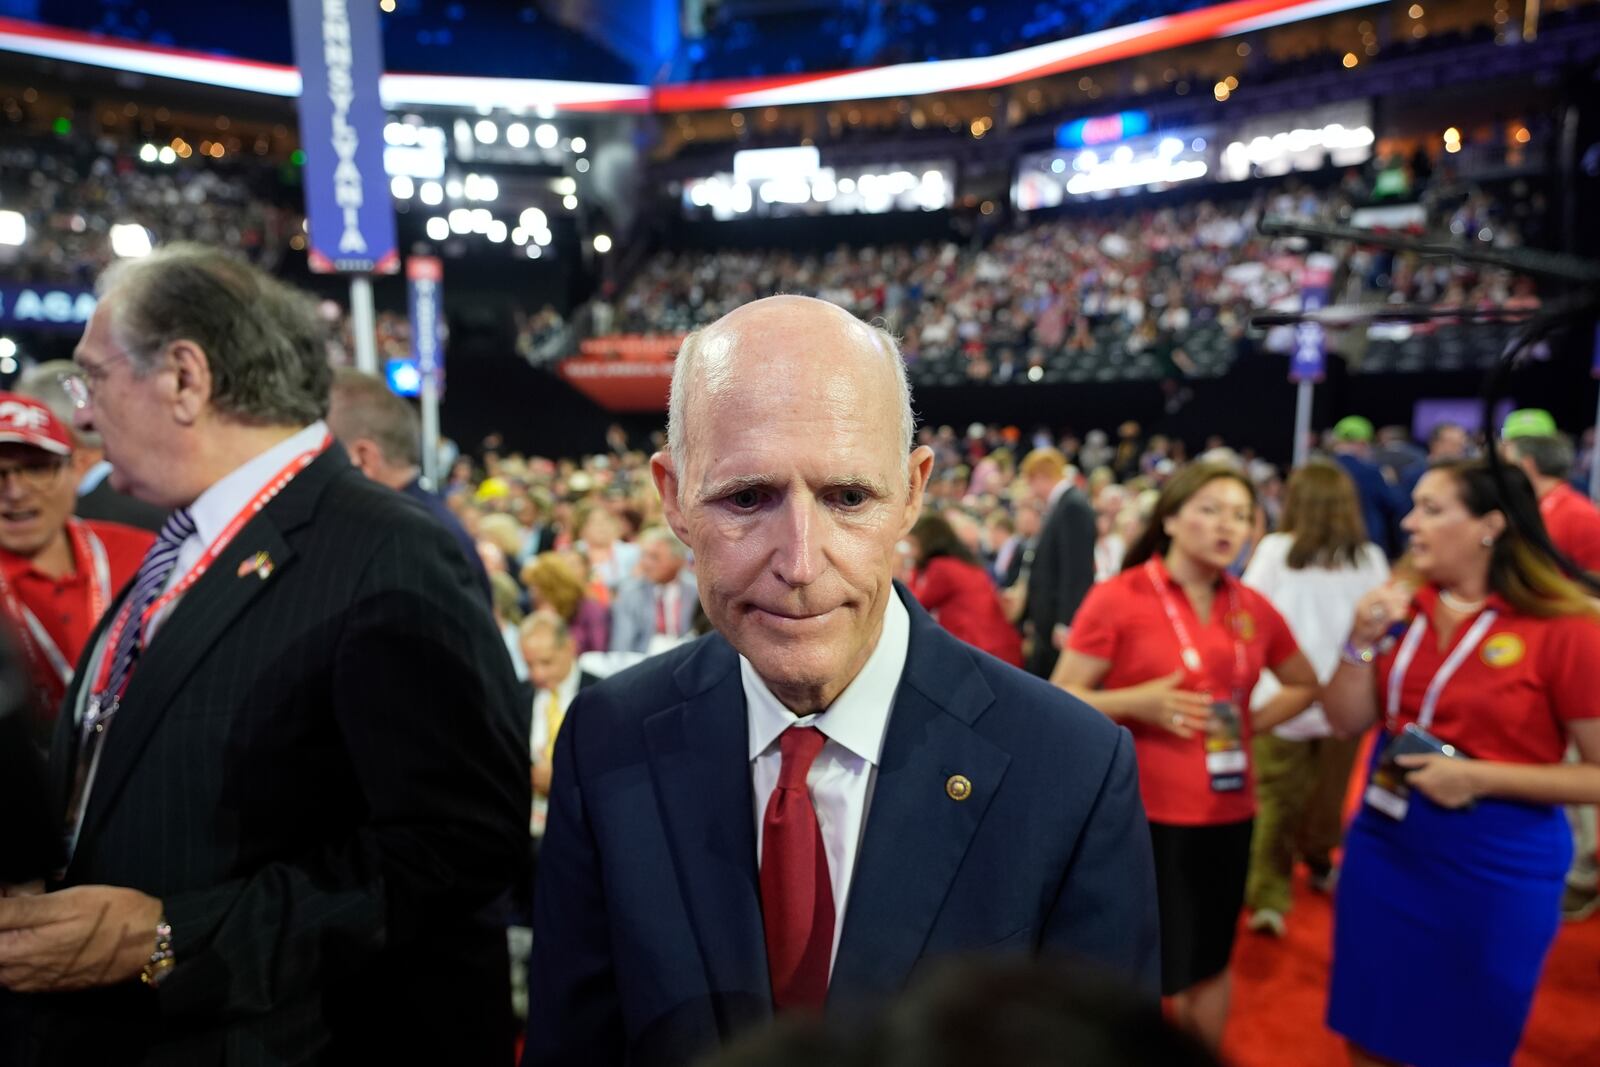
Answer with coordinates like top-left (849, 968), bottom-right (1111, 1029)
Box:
top-left (59, 350), bottom-right (135, 409)
top-left (0, 459), bottom-right (68, 492)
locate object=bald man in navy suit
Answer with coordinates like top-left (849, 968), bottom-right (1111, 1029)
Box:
top-left (524, 296), bottom-right (1158, 1067)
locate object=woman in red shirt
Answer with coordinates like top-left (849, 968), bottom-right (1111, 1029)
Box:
top-left (1053, 461), bottom-right (1318, 1051)
top-left (908, 513), bottom-right (1024, 667)
top-left (1323, 461), bottom-right (1600, 1067)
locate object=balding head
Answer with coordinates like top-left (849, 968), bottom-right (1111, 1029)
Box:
top-left (666, 296), bottom-right (914, 492)
top-left (650, 294), bottom-right (934, 714)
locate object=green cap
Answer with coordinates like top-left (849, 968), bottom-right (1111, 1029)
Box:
top-left (1502, 408), bottom-right (1557, 440)
top-left (1332, 416), bottom-right (1374, 443)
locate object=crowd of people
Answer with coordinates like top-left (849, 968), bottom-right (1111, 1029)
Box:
top-left (425, 375), bottom-right (1600, 1065)
top-left (0, 104), bottom-right (1542, 399)
top-left (0, 127), bottom-right (300, 287)
top-left (0, 234), bottom-right (1592, 1067)
top-left (599, 177), bottom-right (1539, 387)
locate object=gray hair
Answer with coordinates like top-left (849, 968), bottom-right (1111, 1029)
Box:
top-left (327, 367), bottom-right (421, 467)
top-left (638, 523), bottom-right (688, 559)
top-left (517, 609), bottom-right (572, 646)
top-left (1510, 434), bottom-right (1574, 480)
top-left (666, 310), bottom-right (915, 487)
top-left (96, 243), bottom-right (331, 427)
top-left (16, 359), bottom-right (99, 449)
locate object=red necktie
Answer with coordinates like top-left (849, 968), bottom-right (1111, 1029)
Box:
top-left (655, 589), bottom-right (668, 635)
top-left (760, 725), bottom-right (834, 1013)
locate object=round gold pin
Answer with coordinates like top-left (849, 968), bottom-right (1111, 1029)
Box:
top-left (946, 774), bottom-right (972, 801)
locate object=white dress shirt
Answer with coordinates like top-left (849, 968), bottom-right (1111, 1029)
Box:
top-left (744, 591), bottom-right (909, 972)
top-left (529, 662), bottom-right (584, 838)
top-left (146, 421), bottom-right (329, 642)
top-left (530, 662), bottom-right (583, 761)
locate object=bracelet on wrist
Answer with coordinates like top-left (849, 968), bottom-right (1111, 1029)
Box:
top-left (1341, 640), bottom-right (1377, 668)
top-left (140, 918), bottom-right (175, 989)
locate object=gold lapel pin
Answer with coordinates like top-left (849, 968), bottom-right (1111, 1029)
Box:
top-left (946, 774), bottom-right (972, 801)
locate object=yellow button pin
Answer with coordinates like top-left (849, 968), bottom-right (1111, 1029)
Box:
top-left (946, 774), bottom-right (972, 801)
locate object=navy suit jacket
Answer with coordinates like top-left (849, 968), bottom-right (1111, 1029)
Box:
top-left (1335, 453), bottom-right (1406, 559)
top-left (523, 585), bottom-right (1159, 1067)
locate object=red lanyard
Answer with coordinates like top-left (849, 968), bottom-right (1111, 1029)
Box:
top-left (1145, 559), bottom-right (1248, 700)
top-left (0, 521), bottom-right (111, 690)
top-left (90, 434), bottom-right (330, 704)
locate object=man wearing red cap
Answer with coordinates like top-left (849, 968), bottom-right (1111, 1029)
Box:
top-left (0, 393), bottom-right (151, 739)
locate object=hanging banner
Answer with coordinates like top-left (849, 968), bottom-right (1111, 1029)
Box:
top-left (288, 0), bottom-right (399, 274)
top-left (559, 358), bottom-right (674, 412)
top-left (407, 255), bottom-right (444, 380)
top-left (0, 284), bottom-right (97, 332)
top-left (1290, 253), bottom-right (1335, 384)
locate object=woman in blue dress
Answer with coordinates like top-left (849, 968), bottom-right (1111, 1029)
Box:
top-left (1323, 461), bottom-right (1600, 1067)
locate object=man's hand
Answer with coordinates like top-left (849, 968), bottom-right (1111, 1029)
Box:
top-left (0, 885), bottom-right (163, 993)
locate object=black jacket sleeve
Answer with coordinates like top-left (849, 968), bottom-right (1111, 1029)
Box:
top-left (1026, 490), bottom-right (1099, 677)
top-left (155, 523), bottom-right (530, 1020)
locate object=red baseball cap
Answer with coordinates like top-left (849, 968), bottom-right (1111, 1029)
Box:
top-left (0, 393), bottom-right (73, 456)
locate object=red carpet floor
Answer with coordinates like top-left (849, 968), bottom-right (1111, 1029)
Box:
top-left (1223, 870), bottom-right (1600, 1066)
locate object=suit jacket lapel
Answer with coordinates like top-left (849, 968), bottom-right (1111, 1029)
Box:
top-left (73, 448), bottom-right (346, 844)
top-left (829, 590), bottom-right (1011, 1005)
top-left (48, 583), bottom-right (129, 836)
top-left (642, 635), bottom-right (772, 1030)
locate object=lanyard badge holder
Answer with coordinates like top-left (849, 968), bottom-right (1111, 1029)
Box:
top-left (1205, 699), bottom-right (1248, 793)
top-left (1146, 561), bottom-right (1250, 793)
top-left (62, 434), bottom-right (329, 863)
top-left (1363, 607), bottom-right (1493, 821)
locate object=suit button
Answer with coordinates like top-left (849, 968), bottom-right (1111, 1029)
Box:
top-left (946, 774), bottom-right (972, 801)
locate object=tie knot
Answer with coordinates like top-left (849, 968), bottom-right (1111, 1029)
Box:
top-left (776, 725), bottom-right (828, 788)
top-left (158, 506), bottom-right (196, 548)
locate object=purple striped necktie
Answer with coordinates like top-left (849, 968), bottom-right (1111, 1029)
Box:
top-left (91, 506), bottom-right (196, 724)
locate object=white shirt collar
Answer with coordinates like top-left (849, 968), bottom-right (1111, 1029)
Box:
top-left (187, 422), bottom-right (328, 547)
top-left (1047, 477), bottom-right (1071, 509)
top-left (742, 589), bottom-right (909, 766)
top-left (542, 661), bottom-right (582, 709)
top-left (77, 460), bottom-right (113, 496)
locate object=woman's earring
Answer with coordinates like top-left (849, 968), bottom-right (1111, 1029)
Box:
top-left (1482, 536), bottom-right (1494, 548)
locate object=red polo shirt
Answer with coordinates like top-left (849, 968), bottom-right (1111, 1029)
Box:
top-left (0, 519), bottom-right (153, 720)
top-left (1068, 557), bottom-right (1299, 826)
top-left (1375, 586), bottom-right (1600, 765)
top-left (911, 556), bottom-right (1024, 667)
top-left (1539, 483), bottom-right (1600, 575)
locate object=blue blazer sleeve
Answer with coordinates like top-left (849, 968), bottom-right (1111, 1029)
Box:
top-left (1040, 727), bottom-right (1161, 996)
top-left (522, 690), bottom-right (625, 1067)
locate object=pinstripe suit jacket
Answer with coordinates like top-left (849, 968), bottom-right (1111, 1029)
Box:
top-left (25, 444), bottom-right (530, 1067)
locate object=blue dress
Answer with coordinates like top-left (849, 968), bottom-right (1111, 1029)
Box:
top-left (1327, 741), bottom-right (1571, 1066)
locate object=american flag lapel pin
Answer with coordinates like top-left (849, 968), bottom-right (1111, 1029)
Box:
top-left (237, 551), bottom-right (274, 580)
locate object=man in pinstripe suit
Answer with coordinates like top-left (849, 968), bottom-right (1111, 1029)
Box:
top-left (0, 246), bottom-right (530, 1066)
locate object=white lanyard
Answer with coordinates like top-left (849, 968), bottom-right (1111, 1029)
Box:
top-left (1145, 560), bottom-right (1248, 699)
top-left (0, 526), bottom-right (111, 686)
top-left (1385, 607), bottom-right (1500, 729)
